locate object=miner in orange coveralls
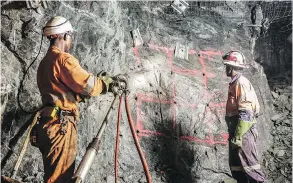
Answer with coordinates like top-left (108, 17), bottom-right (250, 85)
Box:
top-left (35, 16), bottom-right (115, 183)
top-left (223, 51), bottom-right (265, 183)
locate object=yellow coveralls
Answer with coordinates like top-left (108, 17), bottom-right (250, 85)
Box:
top-left (36, 46), bottom-right (104, 183)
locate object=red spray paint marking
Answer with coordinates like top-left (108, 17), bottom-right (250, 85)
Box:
top-left (206, 104), bottom-right (226, 118)
top-left (172, 81), bottom-right (176, 130)
top-left (148, 43), bottom-right (173, 54)
top-left (136, 93), bottom-right (174, 140)
top-left (209, 102), bottom-right (226, 108)
top-left (221, 133), bottom-right (229, 142)
top-left (207, 103), bottom-right (226, 118)
top-left (138, 130), bottom-right (170, 138)
top-left (200, 49), bottom-right (223, 86)
top-left (200, 50), bottom-right (222, 58)
top-left (208, 119), bottom-right (215, 145)
top-left (202, 90), bottom-right (215, 100)
top-left (216, 109), bottom-right (225, 115)
top-left (145, 44), bottom-right (222, 80)
top-left (139, 95), bottom-right (174, 104)
top-left (197, 50), bottom-right (223, 99)
top-left (198, 51), bottom-right (218, 97)
top-left (188, 50), bottom-right (197, 54)
top-left (167, 48), bottom-right (199, 76)
top-left (213, 140), bottom-right (228, 145)
top-left (133, 43), bottom-right (228, 146)
top-left (180, 136), bottom-right (228, 145)
top-left (177, 103), bottom-right (198, 109)
top-left (166, 48), bottom-right (174, 69)
top-left (171, 67), bottom-right (203, 76)
top-left (206, 102), bottom-right (227, 145)
top-left (136, 94), bottom-right (144, 140)
top-left (199, 54), bottom-right (207, 89)
top-left (136, 93), bottom-right (173, 139)
top-left (137, 93), bottom-right (228, 145)
top-left (171, 47), bottom-right (215, 78)
top-left (171, 60), bottom-right (215, 77)
top-left (148, 44), bottom-right (217, 78)
top-left (133, 47), bottom-right (140, 65)
top-left (181, 136), bottom-right (210, 144)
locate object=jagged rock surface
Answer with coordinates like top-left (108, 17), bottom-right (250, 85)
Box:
top-left (1, 1), bottom-right (291, 183)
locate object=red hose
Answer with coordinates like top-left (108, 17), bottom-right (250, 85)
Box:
top-left (125, 95), bottom-right (152, 183)
top-left (115, 96), bottom-right (123, 183)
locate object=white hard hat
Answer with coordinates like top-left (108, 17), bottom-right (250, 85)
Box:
top-left (222, 51), bottom-right (248, 69)
top-left (43, 16), bottom-right (73, 36)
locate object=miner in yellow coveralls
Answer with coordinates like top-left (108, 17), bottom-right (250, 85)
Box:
top-left (223, 51), bottom-right (265, 183)
top-left (35, 16), bottom-right (115, 183)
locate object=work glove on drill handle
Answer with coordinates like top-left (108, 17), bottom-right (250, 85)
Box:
top-left (97, 71), bottom-right (113, 93)
top-left (97, 72), bottom-right (128, 94)
top-left (99, 75), bottom-right (113, 93)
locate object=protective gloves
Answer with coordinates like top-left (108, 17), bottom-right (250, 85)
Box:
top-left (100, 75), bottom-right (113, 92)
top-left (97, 71), bottom-right (128, 94)
top-left (97, 71), bottom-right (113, 93)
top-left (231, 119), bottom-right (255, 148)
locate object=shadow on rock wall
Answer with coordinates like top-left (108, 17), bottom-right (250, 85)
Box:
top-left (145, 120), bottom-right (197, 183)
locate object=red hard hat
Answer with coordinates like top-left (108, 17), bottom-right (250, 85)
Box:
top-left (222, 51), bottom-right (248, 69)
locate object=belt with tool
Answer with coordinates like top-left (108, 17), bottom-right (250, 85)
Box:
top-left (43, 106), bottom-right (76, 135)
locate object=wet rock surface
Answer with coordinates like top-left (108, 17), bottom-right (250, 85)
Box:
top-left (1, 1), bottom-right (291, 183)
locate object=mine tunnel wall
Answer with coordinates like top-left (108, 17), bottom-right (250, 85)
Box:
top-left (1, 1), bottom-right (291, 183)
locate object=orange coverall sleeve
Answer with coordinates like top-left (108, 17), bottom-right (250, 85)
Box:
top-left (58, 54), bottom-right (104, 96)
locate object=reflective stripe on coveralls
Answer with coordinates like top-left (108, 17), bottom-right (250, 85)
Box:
top-left (231, 164), bottom-right (261, 172)
top-left (80, 74), bottom-right (96, 96)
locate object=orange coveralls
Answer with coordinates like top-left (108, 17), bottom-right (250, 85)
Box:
top-left (226, 74), bottom-right (260, 117)
top-left (36, 46), bottom-right (104, 183)
top-left (226, 74), bottom-right (265, 182)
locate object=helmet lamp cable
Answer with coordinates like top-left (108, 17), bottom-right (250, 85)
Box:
top-left (17, 33), bottom-right (44, 114)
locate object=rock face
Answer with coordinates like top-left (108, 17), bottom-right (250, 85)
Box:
top-left (262, 82), bottom-right (292, 182)
top-left (1, 1), bottom-right (291, 183)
